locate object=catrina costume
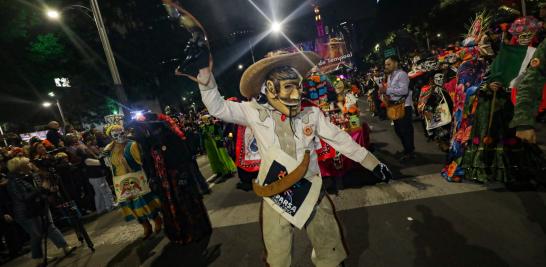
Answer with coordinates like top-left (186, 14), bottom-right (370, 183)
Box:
top-left (442, 13), bottom-right (492, 182)
top-left (130, 113), bottom-right (212, 244)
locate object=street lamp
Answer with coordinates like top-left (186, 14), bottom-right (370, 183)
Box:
top-left (271, 21), bottom-right (282, 33)
top-left (45, 1), bottom-right (128, 115)
top-left (436, 33), bottom-right (442, 38)
top-left (46, 9), bottom-right (60, 19)
top-left (238, 64), bottom-right (244, 70)
top-left (43, 93), bottom-right (68, 127)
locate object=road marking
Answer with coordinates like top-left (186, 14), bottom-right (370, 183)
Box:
top-left (206, 174), bottom-right (217, 183)
top-left (206, 173), bottom-right (503, 228)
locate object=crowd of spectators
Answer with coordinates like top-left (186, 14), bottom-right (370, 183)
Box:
top-left (0, 121), bottom-right (114, 264)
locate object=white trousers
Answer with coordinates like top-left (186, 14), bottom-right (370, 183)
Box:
top-left (260, 195), bottom-right (347, 267)
top-left (88, 177), bottom-right (114, 213)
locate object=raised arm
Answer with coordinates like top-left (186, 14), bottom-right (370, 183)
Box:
top-left (197, 68), bottom-right (249, 126)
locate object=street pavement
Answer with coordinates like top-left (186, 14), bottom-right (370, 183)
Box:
top-left (5, 98), bottom-right (546, 267)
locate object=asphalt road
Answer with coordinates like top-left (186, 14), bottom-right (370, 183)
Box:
top-left (132, 99), bottom-right (546, 267)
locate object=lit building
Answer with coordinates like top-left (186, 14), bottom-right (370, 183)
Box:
top-left (314, 4), bottom-right (326, 38)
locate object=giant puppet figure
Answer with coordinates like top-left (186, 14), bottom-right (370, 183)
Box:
top-left (164, 1), bottom-right (392, 266)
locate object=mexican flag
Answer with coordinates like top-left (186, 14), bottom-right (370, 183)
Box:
top-left (488, 45), bottom-right (536, 88)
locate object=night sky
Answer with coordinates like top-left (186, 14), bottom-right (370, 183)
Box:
top-left (0, 0), bottom-right (484, 130)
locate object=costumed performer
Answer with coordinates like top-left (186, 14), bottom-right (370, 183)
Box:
top-left (103, 125), bottom-right (163, 239)
top-left (178, 47), bottom-right (392, 266)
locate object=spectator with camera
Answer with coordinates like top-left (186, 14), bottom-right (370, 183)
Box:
top-left (5, 156), bottom-right (74, 266)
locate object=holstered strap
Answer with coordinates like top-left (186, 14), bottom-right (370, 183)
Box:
top-left (253, 151), bottom-right (311, 197)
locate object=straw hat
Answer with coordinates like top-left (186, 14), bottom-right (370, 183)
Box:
top-left (240, 51), bottom-right (321, 98)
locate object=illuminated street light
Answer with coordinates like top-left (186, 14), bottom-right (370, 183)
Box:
top-left (48, 91), bottom-right (55, 97)
top-left (45, 1), bottom-right (128, 115)
top-left (271, 21), bottom-right (282, 33)
top-left (374, 43), bottom-right (380, 52)
top-left (182, 97), bottom-right (187, 101)
top-left (42, 102), bottom-right (52, 108)
top-left (238, 64), bottom-right (244, 70)
top-left (46, 9), bottom-right (60, 20)
top-left (436, 33), bottom-right (442, 38)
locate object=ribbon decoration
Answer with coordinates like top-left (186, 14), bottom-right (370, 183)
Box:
top-left (161, 0), bottom-right (213, 86)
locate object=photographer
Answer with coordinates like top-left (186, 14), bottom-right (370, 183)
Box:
top-left (5, 156), bottom-right (74, 266)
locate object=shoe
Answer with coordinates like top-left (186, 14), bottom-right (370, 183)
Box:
top-left (153, 216), bottom-right (163, 234)
top-left (399, 152), bottom-right (416, 162)
top-left (236, 182), bottom-right (252, 192)
top-left (142, 221), bottom-right (153, 239)
top-left (62, 246), bottom-right (76, 256)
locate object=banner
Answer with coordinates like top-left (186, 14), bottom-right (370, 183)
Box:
top-left (113, 170), bottom-right (152, 202)
top-left (258, 147), bottom-right (322, 229)
top-left (275, 35), bottom-right (353, 74)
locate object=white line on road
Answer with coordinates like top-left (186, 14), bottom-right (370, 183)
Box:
top-left (206, 173), bottom-right (503, 228)
top-left (206, 174), bottom-right (217, 183)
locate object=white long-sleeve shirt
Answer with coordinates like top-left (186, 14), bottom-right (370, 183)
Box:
top-left (198, 74), bottom-right (372, 179)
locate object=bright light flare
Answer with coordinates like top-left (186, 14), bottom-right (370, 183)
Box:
top-left (46, 9), bottom-right (60, 20)
top-left (238, 64), bottom-right (244, 70)
top-left (48, 92), bottom-right (55, 97)
top-left (271, 21), bottom-right (282, 33)
top-left (42, 102), bottom-right (52, 108)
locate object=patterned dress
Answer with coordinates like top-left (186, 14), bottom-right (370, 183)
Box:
top-left (105, 141), bottom-right (162, 222)
top-left (442, 59), bottom-right (487, 182)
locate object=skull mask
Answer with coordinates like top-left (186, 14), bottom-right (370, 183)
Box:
top-left (517, 31), bottom-right (534, 46)
top-left (110, 128), bottom-right (127, 144)
top-left (433, 73), bottom-right (444, 87)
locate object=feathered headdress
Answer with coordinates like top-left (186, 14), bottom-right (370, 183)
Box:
top-left (462, 11), bottom-right (492, 48)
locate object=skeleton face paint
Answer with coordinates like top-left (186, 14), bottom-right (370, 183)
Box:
top-left (110, 129), bottom-right (127, 144)
top-left (434, 73), bottom-right (444, 87)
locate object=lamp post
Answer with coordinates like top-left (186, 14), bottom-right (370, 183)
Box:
top-left (46, 0), bottom-right (128, 115)
top-left (44, 92), bottom-right (68, 127)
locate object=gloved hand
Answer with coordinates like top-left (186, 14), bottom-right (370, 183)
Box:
top-left (177, 34), bottom-right (209, 76)
top-left (372, 163), bottom-right (392, 183)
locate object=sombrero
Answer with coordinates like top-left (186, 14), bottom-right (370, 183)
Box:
top-left (240, 51), bottom-right (321, 98)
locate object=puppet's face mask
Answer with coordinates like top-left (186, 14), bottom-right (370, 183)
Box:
top-left (518, 31), bottom-right (534, 46)
top-left (266, 78), bottom-right (303, 118)
top-left (110, 129), bottom-right (127, 144)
